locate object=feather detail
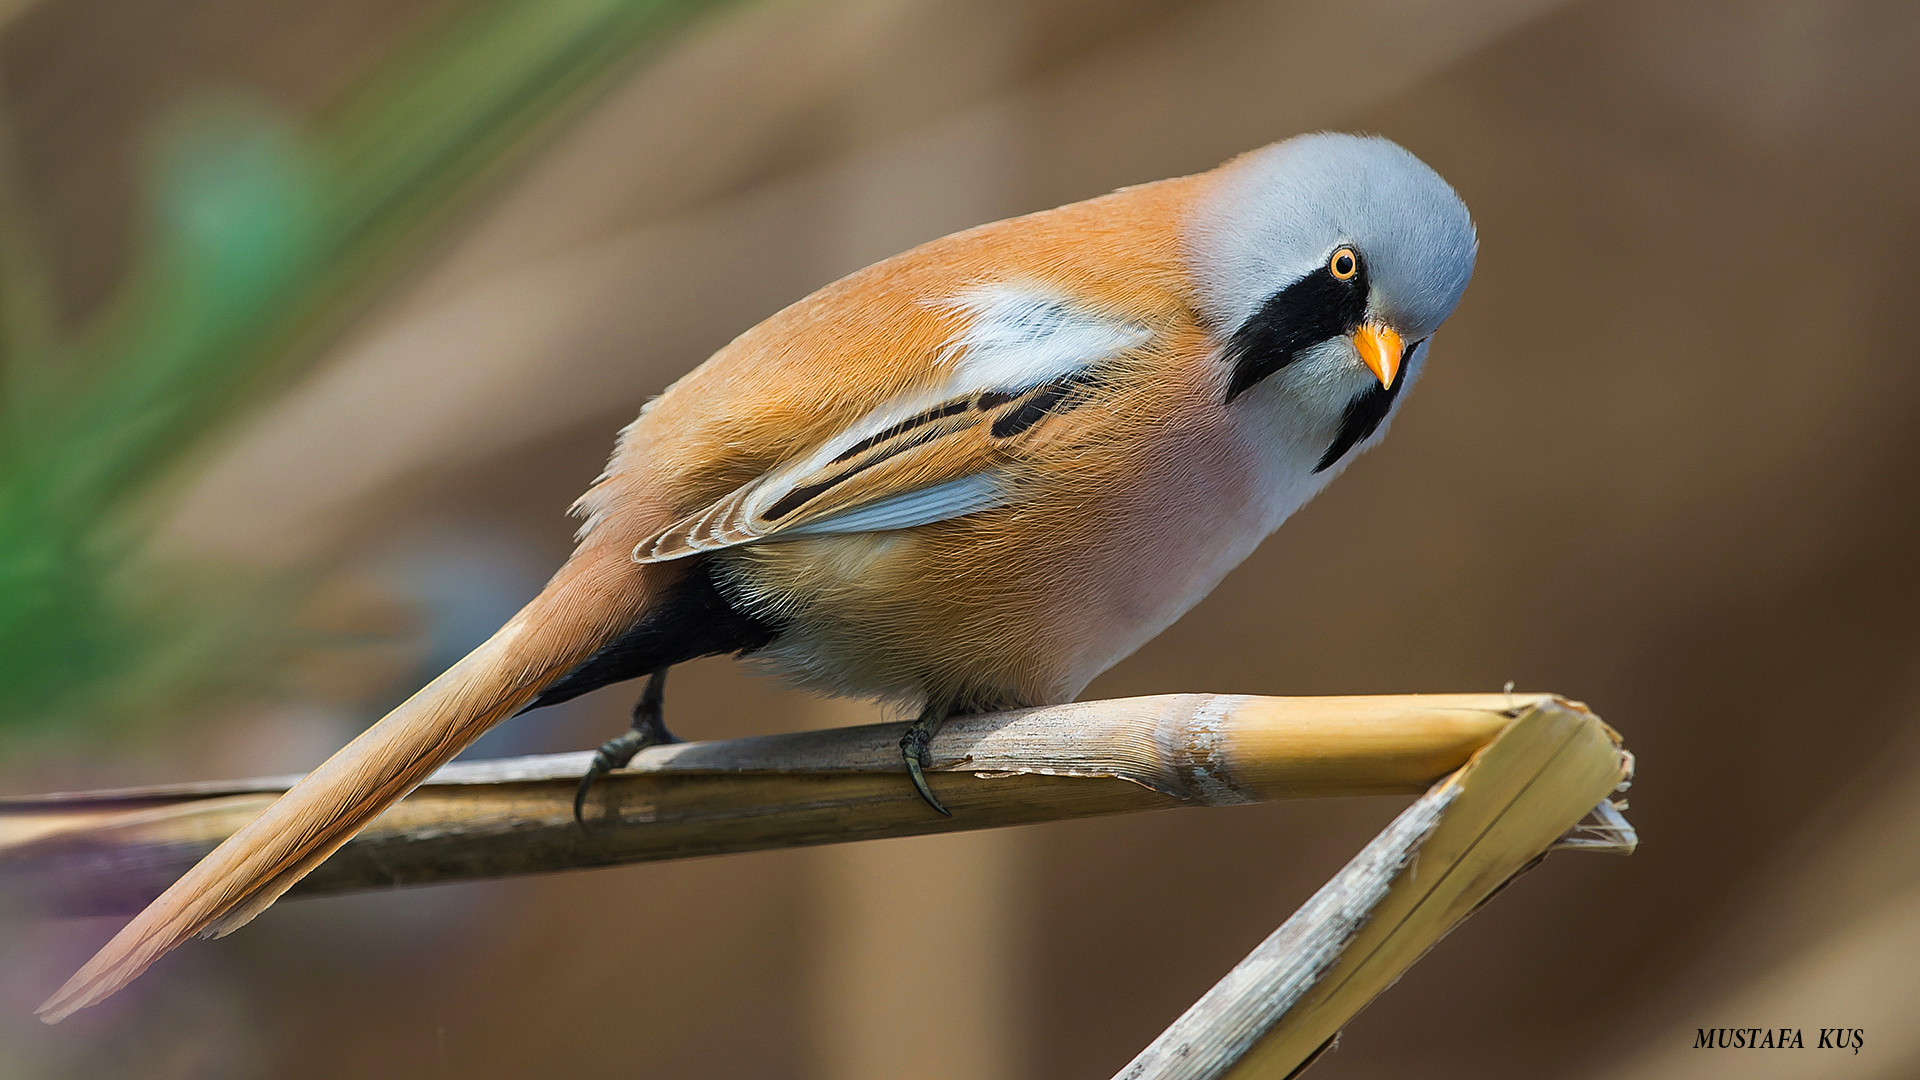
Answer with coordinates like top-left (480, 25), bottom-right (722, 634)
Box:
top-left (634, 369), bottom-right (1111, 562)
top-left (781, 472), bottom-right (1006, 537)
top-left (942, 283), bottom-right (1151, 388)
top-left (634, 286), bottom-right (1144, 563)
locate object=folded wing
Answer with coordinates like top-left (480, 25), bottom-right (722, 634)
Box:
top-left (635, 284), bottom-right (1151, 563)
top-left (636, 368), bottom-right (1109, 561)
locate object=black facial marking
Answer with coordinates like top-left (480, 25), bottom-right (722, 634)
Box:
top-left (1224, 251), bottom-right (1371, 402)
top-left (1311, 339), bottom-right (1418, 473)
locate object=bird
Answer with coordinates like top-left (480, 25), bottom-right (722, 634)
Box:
top-left (38, 131), bottom-right (1475, 1022)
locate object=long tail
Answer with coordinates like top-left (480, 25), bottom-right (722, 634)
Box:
top-left (37, 541), bottom-right (657, 1023)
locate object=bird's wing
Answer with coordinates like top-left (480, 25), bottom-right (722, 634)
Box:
top-left (635, 284), bottom-right (1153, 562)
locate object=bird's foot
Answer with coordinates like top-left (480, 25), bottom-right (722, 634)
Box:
top-left (899, 717), bottom-right (951, 817)
top-left (574, 670), bottom-right (678, 828)
top-left (573, 729), bottom-right (668, 828)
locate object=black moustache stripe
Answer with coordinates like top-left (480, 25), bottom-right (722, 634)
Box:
top-left (1312, 339), bottom-right (1417, 473)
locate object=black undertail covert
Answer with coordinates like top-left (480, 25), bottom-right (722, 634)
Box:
top-left (520, 559), bottom-right (782, 712)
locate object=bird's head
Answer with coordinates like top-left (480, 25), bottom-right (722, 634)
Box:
top-left (1185, 133), bottom-right (1476, 469)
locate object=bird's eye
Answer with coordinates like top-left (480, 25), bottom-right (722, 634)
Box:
top-left (1328, 247), bottom-right (1359, 281)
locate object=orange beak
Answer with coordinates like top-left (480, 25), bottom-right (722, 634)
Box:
top-left (1352, 322), bottom-right (1406, 389)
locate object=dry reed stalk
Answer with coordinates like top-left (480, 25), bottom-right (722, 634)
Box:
top-left (1115, 697), bottom-right (1634, 1080)
top-left (2, 692), bottom-right (1553, 916)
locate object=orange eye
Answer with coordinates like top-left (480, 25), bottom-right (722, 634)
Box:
top-left (1329, 247), bottom-right (1359, 280)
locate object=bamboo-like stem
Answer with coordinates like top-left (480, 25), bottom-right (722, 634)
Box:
top-left (0, 692), bottom-right (1555, 917)
top-left (1116, 697), bottom-right (1633, 1080)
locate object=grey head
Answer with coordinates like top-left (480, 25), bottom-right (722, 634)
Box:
top-left (1183, 133), bottom-right (1477, 471)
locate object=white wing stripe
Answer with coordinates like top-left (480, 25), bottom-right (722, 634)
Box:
top-left (779, 472), bottom-right (1007, 538)
top-left (945, 283), bottom-right (1151, 391)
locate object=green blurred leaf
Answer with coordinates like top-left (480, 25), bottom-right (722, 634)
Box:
top-left (0, 0), bottom-right (737, 735)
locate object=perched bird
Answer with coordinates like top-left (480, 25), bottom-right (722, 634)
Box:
top-left (39, 131), bottom-right (1475, 1022)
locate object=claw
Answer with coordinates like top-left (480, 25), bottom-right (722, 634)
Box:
top-left (574, 737), bottom-right (634, 829)
top-left (572, 767), bottom-right (602, 827)
top-left (575, 669), bottom-right (673, 830)
top-left (900, 728), bottom-right (951, 817)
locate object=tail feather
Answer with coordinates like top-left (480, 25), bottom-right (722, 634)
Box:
top-left (37, 545), bottom-right (655, 1023)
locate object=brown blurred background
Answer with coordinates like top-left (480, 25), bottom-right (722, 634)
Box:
top-left (4, 0), bottom-right (1920, 1076)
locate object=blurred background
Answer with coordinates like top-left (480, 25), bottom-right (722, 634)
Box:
top-left (1, 0), bottom-right (1918, 1076)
